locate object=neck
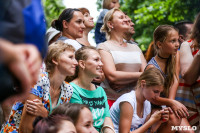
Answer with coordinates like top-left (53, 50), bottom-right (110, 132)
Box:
top-left (62, 32), bottom-right (76, 40)
top-left (50, 71), bottom-right (65, 91)
top-left (74, 71), bottom-right (94, 90)
top-left (76, 30), bottom-right (90, 46)
top-left (157, 53), bottom-right (169, 60)
top-left (135, 88), bottom-right (145, 104)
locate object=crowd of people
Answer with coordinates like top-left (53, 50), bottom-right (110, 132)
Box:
top-left (0, 0), bottom-right (200, 133)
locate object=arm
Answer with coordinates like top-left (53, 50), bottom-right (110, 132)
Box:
top-left (99, 49), bottom-right (142, 86)
top-left (151, 96), bottom-right (188, 119)
top-left (102, 117), bottom-right (115, 133)
top-left (180, 42), bottom-right (200, 85)
top-left (119, 102), bottom-right (134, 133)
top-left (19, 94), bottom-right (47, 133)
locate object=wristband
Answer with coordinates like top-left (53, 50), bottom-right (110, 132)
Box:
top-left (101, 125), bottom-right (115, 133)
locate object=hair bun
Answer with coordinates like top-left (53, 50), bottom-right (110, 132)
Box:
top-left (51, 20), bottom-right (62, 31)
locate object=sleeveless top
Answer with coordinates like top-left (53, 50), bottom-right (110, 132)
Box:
top-left (57, 36), bottom-right (83, 51)
top-left (110, 91), bottom-right (151, 133)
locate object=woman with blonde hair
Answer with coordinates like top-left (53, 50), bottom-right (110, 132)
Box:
top-left (1, 41), bottom-right (78, 133)
top-left (95, 0), bottom-right (120, 44)
top-left (98, 8), bottom-right (147, 107)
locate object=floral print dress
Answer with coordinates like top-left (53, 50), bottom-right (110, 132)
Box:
top-left (1, 72), bottom-right (73, 133)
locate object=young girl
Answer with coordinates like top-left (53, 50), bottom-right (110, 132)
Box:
top-left (110, 67), bottom-right (169, 133)
top-left (146, 25), bottom-right (192, 132)
top-left (69, 46), bottom-right (114, 133)
top-left (95, 0), bottom-right (120, 44)
top-left (52, 103), bottom-right (98, 133)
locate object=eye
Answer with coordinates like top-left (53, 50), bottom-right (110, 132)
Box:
top-left (154, 90), bottom-right (159, 93)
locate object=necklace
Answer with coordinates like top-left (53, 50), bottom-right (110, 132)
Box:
top-left (111, 40), bottom-right (126, 47)
top-left (157, 54), bottom-right (169, 59)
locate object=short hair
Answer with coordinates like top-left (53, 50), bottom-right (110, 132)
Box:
top-left (174, 20), bottom-right (193, 37)
top-left (103, 0), bottom-right (113, 9)
top-left (78, 8), bottom-right (90, 15)
top-left (33, 115), bottom-right (73, 133)
top-left (44, 41), bottom-right (75, 75)
top-left (101, 8), bottom-right (121, 40)
top-left (51, 8), bottom-right (80, 31)
top-left (51, 103), bottom-right (90, 124)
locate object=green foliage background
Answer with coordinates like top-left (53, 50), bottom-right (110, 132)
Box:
top-left (43, 0), bottom-right (200, 51)
top-left (96, 0), bottom-right (200, 51)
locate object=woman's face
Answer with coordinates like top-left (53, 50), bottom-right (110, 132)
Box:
top-left (110, 11), bottom-right (129, 32)
top-left (159, 30), bottom-right (179, 56)
top-left (75, 108), bottom-right (98, 133)
top-left (82, 50), bottom-right (103, 78)
top-left (56, 50), bottom-right (78, 76)
top-left (109, 0), bottom-right (120, 9)
top-left (65, 11), bottom-right (85, 39)
top-left (142, 84), bottom-right (164, 102)
top-left (83, 12), bottom-right (94, 29)
top-left (58, 120), bottom-right (77, 133)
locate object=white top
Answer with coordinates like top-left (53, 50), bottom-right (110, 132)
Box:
top-left (97, 42), bottom-right (143, 100)
top-left (64, 39), bottom-right (82, 51)
top-left (110, 91), bottom-right (151, 133)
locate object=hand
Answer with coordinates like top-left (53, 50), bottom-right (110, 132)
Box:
top-left (92, 72), bottom-right (105, 84)
top-left (0, 39), bottom-right (42, 101)
top-left (150, 110), bottom-right (163, 122)
top-left (26, 99), bottom-right (48, 117)
top-left (161, 107), bottom-right (170, 123)
top-left (170, 99), bottom-right (189, 119)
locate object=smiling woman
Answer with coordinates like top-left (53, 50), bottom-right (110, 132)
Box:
top-left (52, 8), bottom-right (85, 50)
top-left (69, 46), bottom-right (115, 132)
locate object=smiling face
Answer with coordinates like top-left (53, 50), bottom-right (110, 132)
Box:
top-left (58, 120), bottom-right (77, 133)
top-left (75, 107), bottom-right (98, 133)
top-left (64, 11), bottom-right (85, 39)
top-left (83, 12), bottom-right (94, 29)
top-left (159, 29), bottom-right (179, 56)
top-left (56, 50), bottom-right (78, 76)
top-left (81, 50), bottom-right (103, 78)
top-left (110, 10), bottom-right (129, 32)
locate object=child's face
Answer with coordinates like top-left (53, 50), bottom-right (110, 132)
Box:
top-left (75, 108), bottom-right (98, 133)
top-left (109, 0), bottom-right (120, 9)
top-left (159, 30), bottom-right (179, 56)
top-left (142, 85), bottom-right (164, 102)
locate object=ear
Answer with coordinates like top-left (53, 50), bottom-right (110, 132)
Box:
top-left (78, 60), bottom-right (85, 70)
top-left (156, 41), bottom-right (162, 49)
top-left (63, 20), bottom-right (68, 29)
top-left (179, 35), bottom-right (185, 43)
top-left (52, 59), bottom-right (58, 65)
top-left (140, 80), bottom-right (146, 88)
top-left (107, 21), bottom-right (114, 29)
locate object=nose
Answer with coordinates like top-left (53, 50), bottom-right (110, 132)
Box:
top-left (175, 40), bottom-right (179, 48)
top-left (99, 60), bottom-right (103, 66)
top-left (81, 22), bottom-right (86, 29)
top-left (73, 59), bottom-right (78, 66)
